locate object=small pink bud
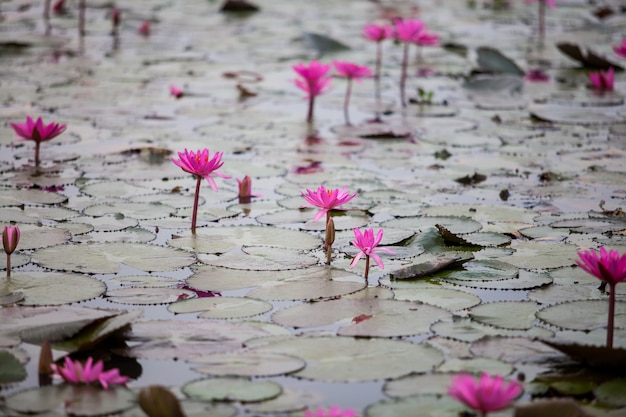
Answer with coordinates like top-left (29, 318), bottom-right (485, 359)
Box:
top-left (2, 226), bottom-right (20, 255)
top-left (112, 8), bottom-right (121, 27)
top-left (139, 21), bottom-right (151, 36)
top-left (169, 85), bottom-right (183, 99)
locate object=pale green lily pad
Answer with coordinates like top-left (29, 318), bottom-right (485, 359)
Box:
top-left (200, 246), bottom-right (318, 271)
top-left (83, 201), bottom-right (177, 219)
top-left (469, 301), bottom-right (539, 330)
top-left (0, 271), bottom-right (106, 306)
top-left (33, 242), bottom-right (196, 273)
top-left (594, 379), bottom-right (626, 407)
top-left (80, 181), bottom-right (153, 198)
top-left (75, 214), bottom-right (139, 232)
top-left (422, 205), bottom-right (536, 233)
top-left (189, 265), bottom-right (365, 301)
top-left (0, 253), bottom-right (30, 271)
top-left (445, 269), bottom-right (552, 291)
top-left (0, 188), bottom-right (67, 206)
top-left (126, 320), bottom-right (278, 360)
top-left (382, 216), bottom-right (483, 235)
top-left (245, 388), bottom-right (322, 413)
top-left (393, 285), bottom-right (481, 311)
top-left (431, 318), bottom-right (554, 343)
top-left (191, 351), bottom-right (305, 377)
top-left (536, 300), bottom-right (626, 331)
top-left (5, 385), bottom-right (135, 416)
top-left (551, 328), bottom-right (626, 348)
top-left (110, 274), bottom-right (182, 288)
top-left (253, 336), bottom-right (444, 382)
top-left (8, 223), bottom-right (71, 250)
top-left (120, 401), bottom-right (238, 417)
top-left (86, 227), bottom-right (157, 243)
top-left (168, 296), bottom-right (272, 319)
top-left (0, 350), bottom-right (27, 384)
top-left (106, 287), bottom-right (196, 305)
top-left (437, 357), bottom-right (514, 375)
top-left (182, 377), bottom-right (282, 403)
top-left (175, 205), bottom-right (240, 222)
top-left (169, 225), bottom-right (321, 253)
top-left (438, 259), bottom-right (518, 282)
top-left (495, 241), bottom-right (579, 269)
top-left (469, 336), bottom-right (561, 364)
top-left (383, 373), bottom-right (455, 398)
top-left (256, 209), bottom-right (370, 231)
top-left (528, 282), bottom-right (605, 304)
top-left (0, 306), bottom-right (118, 344)
top-left (272, 299), bottom-right (451, 337)
top-left (365, 395), bottom-right (465, 417)
top-left (530, 105), bottom-right (625, 125)
top-left (550, 217), bottom-right (626, 234)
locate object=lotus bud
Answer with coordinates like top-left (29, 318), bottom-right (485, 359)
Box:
top-left (138, 385), bottom-right (186, 417)
top-left (2, 226), bottom-right (20, 255)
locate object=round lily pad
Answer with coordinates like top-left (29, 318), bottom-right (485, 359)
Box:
top-left (365, 395), bottom-right (465, 417)
top-left (245, 388), bottom-right (322, 414)
top-left (106, 287), bottom-right (196, 305)
top-left (437, 357), bottom-right (514, 376)
top-left (0, 188), bottom-right (67, 206)
top-left (431, 318), bottom-right (553, 343)
top-left (536, 300), bottom-right (626, 331)
top-left (0, 271), bottom-right (106, 306)
top-left (382, 216), bottom-right (482, 235)
top-left (445, 269), bottom-right (552, 291)
top-left (272, 299), bottom-right (451, 338)
top-left (83, 201), bottom-right (177, 220)
top-left (10, 223), bottom-right (71, 250)
top-left (393, 286), bottom-right (481, 311)
top-left (199, 246), bottom-right (318, 271)
top-left (191, 351), bottom-right (305, 377)
top-left (253, 336), bottom-right (444, 382)
top-left (182, 377), bottom-right (282, 403)
top-left (0, 350), bottom-right (27, 385)
top-left (383, 373), bottom-right (455, 398)
top-left (168, 296), bottom-right (273, 319)
top-left (33, 242), bottom-right (196, 273)
top-left (469, 301), bottom-right (539, 330)
top-left (495, 241), bottom-right (580, 269)
top-left (438, 259), bottom-right (518, 284)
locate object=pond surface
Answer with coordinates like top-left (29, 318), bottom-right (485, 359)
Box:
top-left (1, 0), bottom-right (626, 416)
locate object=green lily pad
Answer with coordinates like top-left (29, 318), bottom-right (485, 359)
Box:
top-left (393, 285), bottom-right (481, 311)
top-left (168, 296), bottom-right (273, 319)
top-left (536, 300), bottom-right (626, 331)
top-left (107, 287), bottom-right (196, 305)
top-left (83, 201), bottom-right (177, 220)
top-left (469, 301), bottom-right (539, 330)
top-left (445, 269), bottom-right (552, 291)
top-left (383, 373), bottom-right (455, 398)
top-left (469, 336), bottom-right (561, 364)
top-left (5, 385), bottom-right (135, 416)
top-left (438, 259), bottom-right (519, 283)
top-left (253, 336), bottom-right (444, 382)
top-left (199, 246), bottom-right (318, 271)
top-left (594, 379), bottom-right (626, 407)
top-left (191, 351), bottom-right (305, 377)
top-left (0, 350), bottom-right (27, 384)
top-left (0, 271), bottom-right (106, 306)
top-left (382, 216), bottom-right (483, 235)
top-left (272, 298), bottom-right (451, 337)
top-left (182, 377), bottom-right (282, 403)
top-left (33, 242), bottom-right (196, 273)
top-left (495, 241), bottom-right (580, 269)
top-left (437, 357), bottom-right (514, 376)
top-left (432, 318), bottom-right (553, 343)
top-left (168, 225), bottom-right (321, 253)
top-left (0, 188), bottom-right (67, 206)
top-left (365, 395), bottom-right (465, 417)
top-left (245, 388), bottom-right (322, 413)
top-left (75, 213), bottom-right (139, 232)
top-left (80, 181), bottom-right (153, 198)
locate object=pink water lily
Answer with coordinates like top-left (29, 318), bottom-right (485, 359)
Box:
top-left (394, 18), bottom-right (426, 107)
top-left (363, 23), bottom-right (393, 121)
top-left (349, 228), bottom-right (396, 282)
top-left (10, 116), bottom-right (66, 167)
top-left (414, 28), bottom-right (439, 46)
top-left (172, 148), bottom-right (230, 233)
top-left (589, 68), bottom-right (614, 92)
top-left (614, 40), bottom-right (626, 58)
top-left (577, 247), bottom-right (626, 348)
top-left (363, 23), bottom-right (393, 42)
top-left (301, 185), bottom-right (357, 222)
top-left (2, 225), bottom-right (20, 278)
top-left (51, 356), bottom-right (129, 390)
top-left (170, 85), bottom-right (183, 98)
top-left (448, 373), bottom-right (523, 417)
top-left (139, 20), bottom-right (151, 36)
top-left (293, 61), bottom-right (332, 123)
top-left (304, 406), bottom-right (357, 417)
top-left (333, 61), bottom-right (372, 125)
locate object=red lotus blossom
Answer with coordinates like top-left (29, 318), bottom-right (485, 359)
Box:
top-left (304, 406), bottom-right (357, 417)
top-left (589, 68), bottom-right (614, 92)
top-left (448, 373), bottom-right (522, 417)
top-left (292, 61), bottom-right (332, 123)
top-left (51, 357), bottom-right (128, 390)
top-left (10, 116), bottom-right (66, 167)
top-left (139, 20), bottom-right (151, 36)
top-left (525, 69), bottom-right (550, 82)
top-left (333, 61), bottom-right (372, 125)
top-left (170, 85), bottom-right (184, 98)
top-left (349, 228), bottom-right (395, 281)
top-left (614, 40), bottom-right (626, 58)
top-left (577, 247), bottom-right (626, 348)
top-left (2, 225), bottom-right (20, 278)
top-left (362, 23), bottom-right (393, 42)
top-left (301, 185), bottom-right (357, 222)
top-left (172, 148), bottom-right (230, 233)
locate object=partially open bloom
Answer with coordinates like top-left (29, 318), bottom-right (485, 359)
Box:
top-left (139, 20), bottom-right (151, 36)
top-left (301, 185), bottom-right (357, 222)
top-left (589, 68), bottom-right (614, 92)
top-left (349, 228), bottom-right (396, 273)
top-left (172, 148), bottom-right (230, 192)
top-left (414, 28), bottom-right (439, 46)
top-left (10, 116), bottom-right (66, 167)
top-left (363, 23), bottom-right (393, 42)
top-left (393, 18), bottom-right (425, 43)
top-left (448, 373), bottom-right (523, 416)
top-left (577, 247), bottom-right (626, 348)
top-left (525, 0), bottom-right (556, 8)
top-left (614, 40), bottom-right (626, 58)
top-left (237, 175), bottom-right (260, 203)
top-left (2, 226), bottom-right (20, 256)
top-left (304, 406), bottom-right (357, 417)
top-left (293, 61), bottom-right (332, 123)
top-left (51, 356), bottom-right (128, 390)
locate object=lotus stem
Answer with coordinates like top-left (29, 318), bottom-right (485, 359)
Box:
top-left (400, 42), bottom-right (410, 108)
top-left (306, 95), bottom-right (315, 124)
top-left (6, 254), bottom-right (10, 278)
top-left (607, 283), bottom-right (615, 349)
top-left (538, 1), bottom-right (545, 41)
top-left (343, 78), bottom-right (353, 126)
top-left (364, 255), bottom-right (370, 283)
top-left (34, 142), bottom-right (40, 167)
top-left (78, 0), bottom-right (85, 53)
top-left (191, 176), bottom-right (202, 234)
top-left (44, 0), bottom-right (51, 35)
top-left (374, 42), bottom-right (383, 121)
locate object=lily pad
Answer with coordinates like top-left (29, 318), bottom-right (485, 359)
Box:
top-left (182, 377), bottom-right (282, 403)
top-left (245, 388), bottom-right (322, 413)
top-left (393, 285), bottom-right (481, 311)
top-left (382, 216), bottom-right (483, 235)
top-left (168, 296), bottom-right (273, 319)
top-left (536, 300), bottom-right (626, 331)
top-left (365, 395), bottom-right (465, 417)
top-left (0, 350), bottom-right (27, 384)
top-left (594, 379), bottom-right (626, 407)
top-left (107, 287), bottom-right (196, 305)
top-left (469, 301), bottom-right (539, 330)
top-left (191, 351), bottom-right (305, 377)
top-left (199, 246), bottom-right (318, 271)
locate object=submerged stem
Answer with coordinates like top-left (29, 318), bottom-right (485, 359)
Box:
top-left (44, 0), bottom-right (51, 35)
top-left (191, 176), bottom-right (202, 234)
top-left (538, 1), bottom-right (545, 41)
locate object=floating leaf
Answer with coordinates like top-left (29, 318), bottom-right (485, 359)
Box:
top-left (365, 395), bottom-right (464, 417)
top-left (536, 300), bottom-right (626, 331)
top-left (476, 46), bottom-right (525, 76)
top-left (33, 242), bottom-right (196, 273)
top-left (594, 379), bottom-right (626, 407)
top-left (390, 253), bottom-right (471, 280)
top-left (432, 319), bottom-right (553, 343)
top-left (445, 269), bottom-right (552, 291)
top-left (245, 388), bottom-right (321, 414)
top-left (383, 373), bottom-right (455, 398)
top-left (107, 287), bottom-right (196, 305)
top-left (272, 299), bottom-right (451, 338)
top-left (556, 42), bottom-right (623, 70)
top-left (0, 350), bottom-right (27, 384)
top-left (437, 357), bottom-right (514, 376)
top-left (84, 201), bottom-right (177, 220)
top-left (394, 285), bottom-right (481, 311)
top-left (495, 241), bottom-right (579, 269)
top-left (168, 296), bottom-right (272, 319)
top-left (182, 377), bottom-right (282, 403)
top-left (469, 301), bottom-right (539, 330)
top-left (382, 216), bottom-right (482, 235)
top-left (199, 246), bottom-right (318, 271)
top-left (302, 31), bottom-right (350, 56)
top-left (191, 351), bottom-right (305, 377)
top-left (469, 336), bottom-right (560, 364)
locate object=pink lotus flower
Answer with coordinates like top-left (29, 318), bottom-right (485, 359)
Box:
top-left (139, 20), bottom-right (151, 36)
top-left (293, 61), bottom-right (332, 123)
top-left (577, 247), bottom-right (626, 348)
top-left (448, 373), bottom-right (523, 417)
top-left (301, 185), bottom-right (357, 222)
top-left (414, 29), bottom-right (439, 46)
top-left (10, 116), bottom-right (66, 167)
top-left (304, 406), bottom-right (357, 417)
top-left (349, 228), bottom-right (396, 282)
top-left (2, 225), bottom-right (20, 278)
top-left (525, 69), bottom-right (550, 82)
top-left (525, 0), bottom-right (556, 8)
top-left (170, 85), bottom-right (184, 99)
top-left (363, 23), bottom-right (393, 42)
top-left (393, 18), bottom-right (425, 107)
top-left (333, 61), bottom-right (372, 125)
top-left (172, 148), bottom-right (230, 233)
top-left (51, 356), bottom-right (128, 390)
top-left (614, 40), bottom-right (626, 58)
top-left (589, 68), bottom-right (614, 92)
top-left (52, 0), bottom-right (66, 14)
